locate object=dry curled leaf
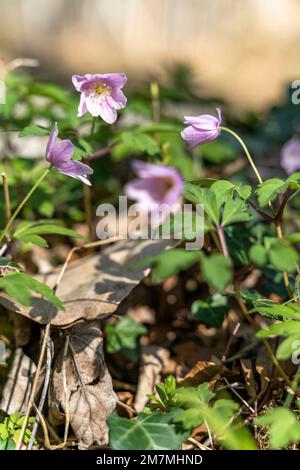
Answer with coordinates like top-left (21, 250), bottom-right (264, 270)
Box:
top-left (0, 239), bottom-right (176, 326)
top-left (49, 321), bottom-right (116, 449)
top-left (0, 348), bottom-right (36, 415)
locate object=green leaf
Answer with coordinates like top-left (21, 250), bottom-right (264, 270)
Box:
top-left (121, 132), bottom-right (160, 156)
top-left (256, 179), bottom-right (286, 207)
top-left (105, 316), bottom-right (147, 359)
top-left (200, 253), bottom-right (232, 292)
top-left (221, 198), bottom-right (252, 227)
top-left (14, 222), bottom-right (84, 240)
top-left (108, 411), bottom-right (188, 450)
top-left (249, 244), bottom-right (268, 267)
top-left (256, 408), bottom-right (300, 449)
top-left (0, 272), bottom-right (64, 309)
top-left (19, 124), bottom-right (50, 137)
top-left (175, 383), bottom-right (215, 410)
top-left (17, 234), bottom-right (49, 247)
top-left (253, 304), bottom-right (300, 322)
top-left (0, 438), bottom-right (16, 450)
top-left (141, 249), bottom-right (201, 281)
top-left (174, 384), bottom-right (256, 450)
top-left (191, 294), bottom-right (228, 328)
top-left (269, 240), bottom-right (299, 273)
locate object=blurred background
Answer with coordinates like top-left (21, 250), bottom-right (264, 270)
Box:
top-left (1, 0), bottom-right (300, 111)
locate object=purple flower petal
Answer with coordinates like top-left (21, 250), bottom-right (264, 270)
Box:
top-left (98, 101), bottom-right (118, 124)
top-left (45, 124), bottom-right (93, 186)
top-left (124, 160), bottom-right (184, 224)
top-left (104, 73), bottom-right (127, 89)
top-left (77, 93), bottom-right (88, 117)
top-left (56, 160), bottom-right (94, 176)
top-left (45, 124), bottom-right (59, 162)
top-left (181, 108), bottom-right (222, 148)
top-left (281, 136), bottom-right (300, 174)
top-left (107, 89), bottom-right (127, 109)
top-left (49, 139), bottom-right (74, 166)
top-left (181, 126), bottom-right (220, 148)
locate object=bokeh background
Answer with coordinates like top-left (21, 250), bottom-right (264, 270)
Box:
top-left (1, 0), bottom-right (300, 111)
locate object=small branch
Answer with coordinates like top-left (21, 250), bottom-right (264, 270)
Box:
top-left (16, 323), bottom-right (51, 449)
top-left (27, 335), bottom-right (53, 450)
top-left (84, 146), bottom-right (112, 162)
top-left (248, 200), bottom-right (274, 223)
top-left (274, 187), bottom-right (296, 223)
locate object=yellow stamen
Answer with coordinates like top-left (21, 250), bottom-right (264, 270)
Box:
top-left (96, 82), bottom-right (111, 96)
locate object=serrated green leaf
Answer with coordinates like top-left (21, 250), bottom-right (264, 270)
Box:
top-left (256, 179), bottom-right (286, 207)
top-left (256, 408), bottom-right (300, 449)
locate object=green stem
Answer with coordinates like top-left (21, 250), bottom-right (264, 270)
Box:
top-left (220, 126), bottom-right (263, 184)
top-left (220, 125), bottom-right (291, 296)
top-left (0, 167), bottom-right (50, 244)
top-left (284, 363), bottom-right (300, 408)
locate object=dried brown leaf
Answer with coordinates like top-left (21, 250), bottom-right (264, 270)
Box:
top-left (49, 321), bottom-right (116, 449)
top-left (0, 239), bottom-right (176, 326)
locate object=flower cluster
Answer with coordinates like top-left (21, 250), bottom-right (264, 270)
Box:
top-left (45, 71), bottom-right (300, 222)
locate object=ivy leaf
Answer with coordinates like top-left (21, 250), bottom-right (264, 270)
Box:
top-left (256, 408), bottom-right (300, 449)
top-left (191, 294), bottom-right (228, 328)
top-left (108, 411), bottom-right (188, 450)
top-left (200, 253), bottom-right (232, 292)
top-left (0, 438), bottom-right (16, 450)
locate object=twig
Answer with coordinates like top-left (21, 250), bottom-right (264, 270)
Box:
top-left (84, 146), bottom-right (112, 162)
top-left (27, 335), bottom-right (53, 449)
top-left (223, 377), bottom-right (255, 414)
top-left (16, 323), bottom-right (51, 449)
top-left (187, 436), bottom-right (212, 450)
top-left (32, 336), bottom-right (70, 450)
top-left (221, 322), bottom-right (241, 366)
top-left (116, 399), bottom-right (136, 416)
top-left (204, 419), bottom-right (214, 449)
